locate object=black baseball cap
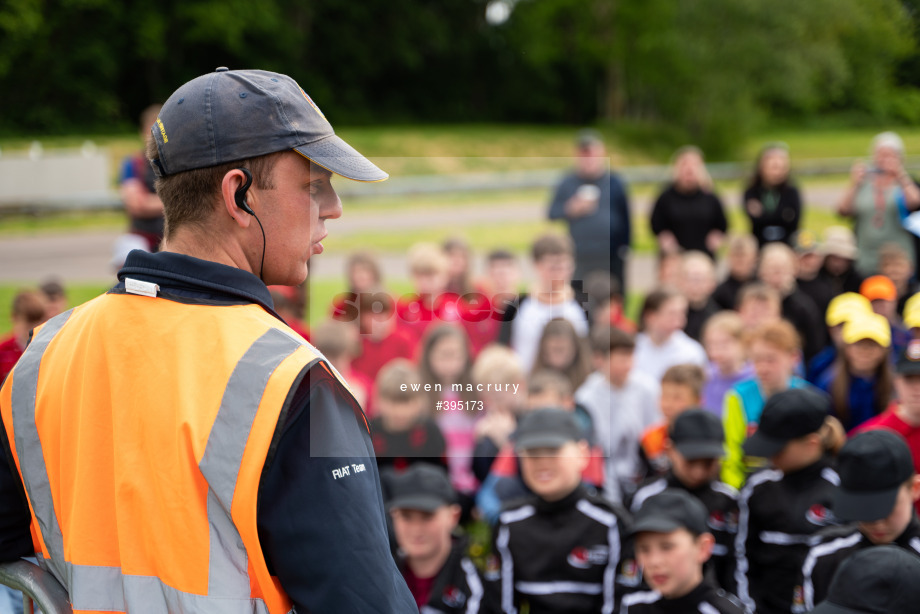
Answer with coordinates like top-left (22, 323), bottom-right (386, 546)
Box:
top-left (743, 388), bottom-right (829, 458)
top-left (834, 430), bottom-right (915, 522)
top-left (629, 489), bottom-right (709, 537)
top-left (150, 68), bottom-right (387, 182)
top-left (387, 464), bottom-right (456, 512)
top-left (813, 545), bottom-right (920, 613)
top-left (669, 409), bottom-right (725, 460)
top-left (896, 339), bottom-right (920, 376)
top-left (513, 409), bottom-right (583, 452)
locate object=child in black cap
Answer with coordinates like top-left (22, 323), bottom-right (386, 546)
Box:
top-left (812, 545), bottom-right (920, 613)
top-left (630, 409), bottom-right (739, 593)
top-left (621, 489), bottom-right (746, 613)
top-left (794, 429), bottom-right (920, 612)
top-left (735, 388), bottom-right (845, 614)
top-left (388, 463), bottom-right (486, 613)
top-left (486, 408), bottom-right (633, 613)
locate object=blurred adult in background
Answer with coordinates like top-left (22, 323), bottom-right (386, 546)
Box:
top-left (548, 129), bottom-right (631, 291)
top-left (743, 143), bottom-right (801, 247)
top-left (651, 146), bottom-right (728, 259)
top-left (838, 131), bottom-right (920, 276)
top-left (119, 104), bottom-right (166, 251)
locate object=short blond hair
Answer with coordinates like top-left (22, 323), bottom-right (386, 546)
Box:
top-left (702, 310), bottom-right (744, 342)
top-left (376, 359), bottom-right (422, 403)
top-left (407, 242), bottom-right (449, 274)
top-left (472, 345), bottom-right (524, 386)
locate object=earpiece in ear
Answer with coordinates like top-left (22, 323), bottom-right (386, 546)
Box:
top-left (234, 168), bottom-right (254, 215)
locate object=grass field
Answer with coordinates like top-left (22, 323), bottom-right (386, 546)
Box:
top-left (4, 122), bottom-right (920, 183)
top-left (0, 123), bottom-right (898, 334)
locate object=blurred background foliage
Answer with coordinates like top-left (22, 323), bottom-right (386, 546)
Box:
top-left (3, 0), bottom-right (920, 155)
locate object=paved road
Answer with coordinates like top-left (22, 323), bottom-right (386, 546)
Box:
top-left (0, 184), bottom-right (843, 292)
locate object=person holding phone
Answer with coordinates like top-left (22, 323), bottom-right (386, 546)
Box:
top-left (548, 130), bottom-right (632, 291)
top-left (837, 131), bottom-right (920, 276)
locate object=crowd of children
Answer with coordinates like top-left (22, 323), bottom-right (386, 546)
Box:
top-left (286, 197), bottom-right (920, 612)
top-left (9, 155), bottom-right (920, 613)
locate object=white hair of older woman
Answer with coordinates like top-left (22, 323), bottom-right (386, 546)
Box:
top-left (871, 131), bottom-right (905, 158)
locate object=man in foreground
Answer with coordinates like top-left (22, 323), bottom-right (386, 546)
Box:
top-left (0, 68), bottom-right (415, 613)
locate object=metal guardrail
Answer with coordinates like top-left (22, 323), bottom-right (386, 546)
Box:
top-left (0, 560), bottom-right (72, 614)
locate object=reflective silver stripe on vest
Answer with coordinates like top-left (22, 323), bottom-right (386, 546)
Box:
top-left (200, 328), bottom-right (302, 597)
top-left (13, 315), bottom-right (303, 612)
top-left (11, 309), bottom-right (74, 588)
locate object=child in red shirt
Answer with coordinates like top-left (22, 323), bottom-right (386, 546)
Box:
top-left (854, 338), bottom-right (920, 515)
top-left (0, 289), bottom-right (48, 384)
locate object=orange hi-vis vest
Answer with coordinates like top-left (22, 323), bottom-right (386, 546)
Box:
top-left (0, 291), bottom-right (357, 613)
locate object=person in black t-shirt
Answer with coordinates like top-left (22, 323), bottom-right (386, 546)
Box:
top-left (743, 143), bottom-right (801, 248)
top-left (651, 146), bottom-right (728, 259)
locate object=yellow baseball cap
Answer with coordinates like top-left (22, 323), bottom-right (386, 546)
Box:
top-left (841, 312), bottom-right (891, 347)
top-left (905, 304), bottom-right (920, 330)
top-left (904, 292), bottom-right (920, 316)
top-left (825, 292), bottom-right (873, 327)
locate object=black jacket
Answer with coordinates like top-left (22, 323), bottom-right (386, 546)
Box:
top-left (650, 185), bottom-right (728, 258)
top-left (629, 471), bottom-right (739, 594)
top-left (397, 536), bottom-right (487, 614)
top-left (486, 485), bottom-right (636, 613)
top-left (794, 517), bottom-right (920, 612)
top-left (743, 183), bottom-right (801, 248)
top-left (620, 580), bottom-right (747, 613)
top-left (686, 297), bottom-right (722, 342)
top-left (816, 265), bottom-right (863, 299)
top-left (734, 459), bottom-right (841, 614)
top-left (782, 288), bottom-right (825, 361)
top-left (0, 251), bottom-right (415, 613)
top-left (713, 275), bottom-right (754, 311)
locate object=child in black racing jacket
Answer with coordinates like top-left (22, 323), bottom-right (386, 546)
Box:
top-left (793, 429), bottom-right (920, 612)
top-left (485, 408), bottom-right (636, 613)
top-left (629, 409), bottom-right (739, 593)
top-left (389, 463), bottom-right (487, 613)
top-left (621, 489), bottom-right (746, 613)
top-left (734, 388), bottom-right (845, 614)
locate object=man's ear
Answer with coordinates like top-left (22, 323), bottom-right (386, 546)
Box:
top-left (221, 168), bottom-right (253, 228)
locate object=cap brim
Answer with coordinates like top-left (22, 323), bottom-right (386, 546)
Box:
top-left (897, 362), bottom-right (920, 376)
top-left (514, 434), bottom-right (571, 452)
top-left (833, 486), bottom-right (901, 522)
top-left (387, 494), bottom-right (448, 513)
top-left (674, 441), bottom-right (725, 460)
top-left (743, 432), bottom-right (789, 458)
top-left (294, 135), bottom-right (388, 182)
top-left (629, 516), bottom-right (686, 537)
top-left (812, 601), bottom-right (867, 614)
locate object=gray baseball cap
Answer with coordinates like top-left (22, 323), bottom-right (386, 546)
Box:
top-left (149, 67), bottom-right (387, 182)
